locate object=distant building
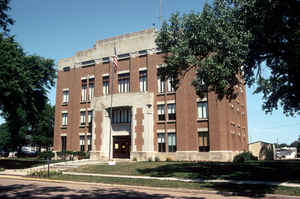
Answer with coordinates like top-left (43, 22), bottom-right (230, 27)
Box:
top-left (53, 29), bottom-right (249, 162)
top-left (249, 141), bottom-right (275, 160)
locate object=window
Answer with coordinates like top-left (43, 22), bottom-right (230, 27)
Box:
top-left (118, 53), bottom-right (130, 60)
top-left (80, 136), bottom-right (85, 152)
top-left (102, 57), bottom-right (110, 63)
top-left (118, 73), bottom-right (130, 93)
top-left (198, 132), bottom-right (209, 152)
top-left (168, 133), bottom-right (176, 152)
top-left (81, 79), bottom-right (87, 102)
top-left (197, 101), bottom-right (208, 119)
top-left (62, 113), bottom-right (68, 126)
top-left (88, 110), bottom-right (93, 124)
top-left (112, 109), bottom-right (131, 124)
top-left (103, 76), bottom-right (109, 95)
top-left (157, 75), bottom-right (165, 93)
top-left (81, 60), bottom-right (95, 67)
top-left (157, 104), bottom-right (165, 121)
top-left (62, 90), bottom-right (69, 104)
top-left (87, 135), bottom-right (92, 151)
top-left (139, 70), bottom-right (147, 92)
top-left (80, 111), bottom-right (86, 125)
top-left (63, 66), bottom-right (70, 72)
top-left (88, 78), bottom-right (94, 100)
top-left (157, 133), bottom-right (166, 152)
top-left (167, 77), bottom-right (175, 92)
top-left (138, 50), bottom-right (147, 56)
top-left (61, 136), bottom-right (67, 152)
top-left (167, 103), bottom-right (176, 120)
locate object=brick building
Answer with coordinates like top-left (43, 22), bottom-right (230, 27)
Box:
top-left (54, 28), bottom-right (248, 161)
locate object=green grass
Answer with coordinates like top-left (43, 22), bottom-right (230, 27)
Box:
top-left (69, 160), bottom-right (300, 183)
top-left (0, 158), bottom-right (66, 169)
top-left (49, 174), bottom-right (300, 197)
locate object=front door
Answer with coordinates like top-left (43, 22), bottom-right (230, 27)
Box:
top-left (113, 136), bottom-right (131, 159)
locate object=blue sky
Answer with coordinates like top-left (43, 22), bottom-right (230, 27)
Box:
top-left (6, 0), bottom-right (300, 144)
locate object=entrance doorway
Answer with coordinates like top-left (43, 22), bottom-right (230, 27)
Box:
top-left (113, 136), bottom-right (131, 159)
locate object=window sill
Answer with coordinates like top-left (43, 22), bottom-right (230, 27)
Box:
top-left (61, 125), bottom-right (67, 129)
top-left (197, 118), bottom-right (208, 122)
top-left (157, 121), bottom-right (165, 124)
top-left (156, 93), bottom-right (165, 96)
top-left (167, 120), bottom-right (176, 123)
top-left (167, 91), bottom-right (176, 95)
top-left (79, 124), bottom-right (86, 128)
top-left (80, 101), bottom-right (87, 104)
top-left (61, 103), bottom-right (68, 106)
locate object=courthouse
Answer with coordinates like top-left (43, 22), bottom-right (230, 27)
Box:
top-left (53, 29), bottom-right (248, 161)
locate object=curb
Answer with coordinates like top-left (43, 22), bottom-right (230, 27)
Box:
top-left (0, 174), bottom-right (299, 199)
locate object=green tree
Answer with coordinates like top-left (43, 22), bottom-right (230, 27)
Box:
top-left (156, 0), bottom-right (300, 116)
top-left (290, 136), bottom-right (300, 152)
top-left (0, 0), bottom-right (56, 150)
top-left (31, 103), bottom-right (55, 151)
top-left (0, 0), bottom-right (14, 33)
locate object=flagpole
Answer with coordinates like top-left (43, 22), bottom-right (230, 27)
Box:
top-left (108, 46), bottom-right (117, 163)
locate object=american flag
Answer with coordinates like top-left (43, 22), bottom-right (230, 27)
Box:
top-left (113, 47), bottom-right (118, 72)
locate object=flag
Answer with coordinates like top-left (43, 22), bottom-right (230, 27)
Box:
top-left (113, 47), bottom-right (118, 72)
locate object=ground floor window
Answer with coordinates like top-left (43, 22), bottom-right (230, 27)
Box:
top-left (198, 132), bottom-right (209, 152)
top-left (157, 133), bottom-right (166, 152)
top-left (168, 133), bottom-right (176, 152)
top-left (80, 135), bottom-right (85, 152)
top-left (87, 135), bottom-right (92, 151)
top-left (61, 136), bottom-right (67, 152)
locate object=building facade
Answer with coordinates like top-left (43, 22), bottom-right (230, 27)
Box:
top-left (54, 29), bottom-right (248, 162)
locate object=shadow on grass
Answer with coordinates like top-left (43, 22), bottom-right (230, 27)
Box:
top-left (0, 181), bottom-right (206, 199)
top-left (0, 159), bottom-right (45, 169)
top-left (136, 161), bottom-right (300, 183)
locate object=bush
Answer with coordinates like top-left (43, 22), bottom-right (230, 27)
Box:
top-left (132, 157), bottom-right (137, 161)
top-left (29, 169), bottom-right (62, 178)
top-left (148, 157), bottom-right (153, 162)
top-left (154, 156), bottom-right (160, 162)
top-left (37, 151), bottom-right (55, 160)
top-left (233, 152), bottom-right (258, 163)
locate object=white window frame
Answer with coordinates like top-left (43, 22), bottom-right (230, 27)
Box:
top-left (62, 113), bottom-right (68, 126)
top-left (139, 70), bottom-right (147, 92)
top-left (167, 77), bottom-right (175, 92)
top-left (81, 81), bottom-right (87, 102)
top-left (80, 111), bottom-right (86, 125)
top-left (167, 103), bottom-right (176, 120)
top-left (157, 104), bottom-right (165, 121)
top-left (88, 110), bottom-right (93, 124)
top-left (103, 76), bottom-right (109, 95)
top-left (62, 90), bottom-right (69, 104)
top-left (88, 78), bottom-right (94, 100)
top-left (197, 101), bottom-right (208, 119)
top-left (168, 132), bottom-right (176, 152)
top-left (157, 75), bottom-right (165, 93)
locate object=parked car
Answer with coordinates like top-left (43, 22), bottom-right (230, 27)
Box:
top-left (0, 150), bottom-right (9, 157)
top-left (17, 147), bottom-right (37, 157)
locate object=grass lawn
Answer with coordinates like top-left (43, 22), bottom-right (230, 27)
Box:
top-left (0, 158), bottom-right (65, 169)
top-left (49, 174), bottom-right (300, 197)
top-left (68, 160), bottom-right (300, 183)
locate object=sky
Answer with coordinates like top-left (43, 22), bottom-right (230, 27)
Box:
top-left (5, 0), bottom-right (300, 145)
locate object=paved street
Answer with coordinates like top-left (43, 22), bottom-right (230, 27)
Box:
top-left (0, 177), bottom-right (286, 199)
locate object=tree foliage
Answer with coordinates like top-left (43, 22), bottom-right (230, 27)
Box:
top-left (156, 0), bottom-right (300, 116)
top-left (0, 0), bottom-right (56, 150)
top-left (0, 0), bottom-right (14, 33)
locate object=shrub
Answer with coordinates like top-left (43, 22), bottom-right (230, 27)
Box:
top-left (148, 157), bottom-right (153, 162)
top-left (29, 169), bottom-right (62, 178)
top-left (166, 157), bottom-right (173, 162)
top-left (132, 157), bottom-right (137, 161)
top-left (233, 152), bottom-right (258, 163)
top-left (154, 156), bottom-right (160, 162)
top-left (38, 151), bottom-right (55, 160)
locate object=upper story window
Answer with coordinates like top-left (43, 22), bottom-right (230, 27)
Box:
top-left (118, 53), bottom-right (130, 60)
top-left (87, 135), bottom-right (92, 151)
top-left (88, 77), bottom-right (94, 100)
top-left (102, 57), bottom-right (110, 63)
top-left (81, 79), bottom-right (87, 102)
top-left (167, 103), bottom-right (176, 120)
top-left (103, 76), bottom-right (109, 95)
top-left (157, 104), bottom-right (165, 121)
top-left (112, 109), bottom-right (131, 124)
top-left (139, 70), bottom-right (147, 92)
top-left (62, 112), bottom-right (68, 126)
top-left (62, 89), bottom-right (69, 105)
top-left (81, 60), bottom-right (95, 68)
top-left (197, 101), bottom-right (208, 119)
top-left (167, 77), bottom-right (175, 93)
top-left (63, 66), bottom-right (70, 72)
top-left (157, 68), bottom-right (165, 94)
top-left (80, 111), bottom-right (86, 125)
top-left (88, 110), bottom-right (93, 124)
top-left (118, 73), bottom-right (130, 93)
top-left (138, 50), bottom-right (147, 56)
